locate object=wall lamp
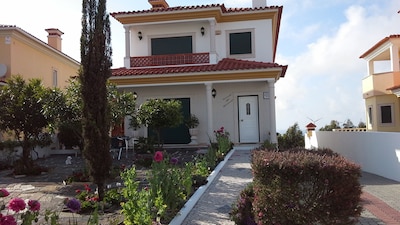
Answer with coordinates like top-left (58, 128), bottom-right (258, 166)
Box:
top-left (138, 31), bottom-right (143, 40)
top-left (133, 92), bottom-right (138, 100)
top-left (211, 88), bottom-right (216, 98)
top-left (200, 27), bottom-right (205, 36)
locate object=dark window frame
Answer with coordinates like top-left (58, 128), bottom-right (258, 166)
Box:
top-left (151, 35), bottom-right (193, 55)
top-left (227, 29), bottom-right (255, 59)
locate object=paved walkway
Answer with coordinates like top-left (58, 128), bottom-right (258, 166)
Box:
top-left (1, 147), bottom-right (400, 224)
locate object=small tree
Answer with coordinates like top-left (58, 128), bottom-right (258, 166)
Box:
top-left (137, 99), bottom-right (183, 147)
top-left (319, 120), bottom-right (341, 131)
top-left (0, 76), bottom-right (63, 173)
top-left (358, 121), bottom-right (366, 128)
top-left (278, 123), bottom-right (305, 150)
top-left (58, 79), bottom-right (136, 148)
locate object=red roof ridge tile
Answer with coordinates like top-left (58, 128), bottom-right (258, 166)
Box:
top-left (111, 4), bottom-right (281, 16)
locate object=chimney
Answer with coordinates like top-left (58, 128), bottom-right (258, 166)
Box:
top-left (45, 28), bottom-right (63, 51)
top-left (148, 0), bottom-right (169, 9)
top-left (252, 0), bottom-right (266, 8)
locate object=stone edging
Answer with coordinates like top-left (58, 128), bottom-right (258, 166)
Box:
top-left (168, 148), bottom-right (236, 225)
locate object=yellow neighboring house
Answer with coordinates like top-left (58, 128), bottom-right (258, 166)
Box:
top-left (0, 25), bottom-right (79, 88)
top-left (360, 34), bottom-right (400, 132)
top-left (0, 25), bottom-right (80, 142)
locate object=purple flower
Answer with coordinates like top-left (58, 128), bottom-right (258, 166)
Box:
top-left (170, 157), bottom-right (179, 165)
top-left (66, 198), bottom-right (81, 213)
top-left (28, 199), bottom-right (41, 212)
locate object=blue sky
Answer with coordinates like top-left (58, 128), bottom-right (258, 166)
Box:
top-left (1, 0), bottom-right (400, 132)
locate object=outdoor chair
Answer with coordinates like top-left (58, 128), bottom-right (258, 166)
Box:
top-left (110, 136), bottom-right (129, 160)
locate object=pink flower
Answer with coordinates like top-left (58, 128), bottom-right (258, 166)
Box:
top-left (154, 151), bottom-right (163, 162)
top-left (0, 215), bottom-right (17, 225)
top-left (28, 199), bottom-right (40, 212)
top-left (0, 188), bottom-right (9, 197)
top-left (8, 198), bottom-right (26, 212)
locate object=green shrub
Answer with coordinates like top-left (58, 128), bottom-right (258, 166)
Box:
top-left (251, 148), bottom-right (362, 225)
top-left (230, 183), bottom-right (256, 225)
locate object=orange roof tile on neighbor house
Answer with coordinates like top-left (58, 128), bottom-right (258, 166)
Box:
top-left (306, 123), bottom-right (317, 129)
top-left (359, 34), bottom-right (400, 58)
top-left (111, 58), bottom-right (287, 77)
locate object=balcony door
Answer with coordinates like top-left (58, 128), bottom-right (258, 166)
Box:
top-left (151, 36), bottom-right (193, 55)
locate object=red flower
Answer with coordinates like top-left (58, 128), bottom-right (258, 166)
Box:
top-left (75, 189), bottom-right (81, 193)
top-left (84, 184), bottom-right (91, 192)
top-left (0, 188), bottom-right (9, 197)
top-left (28, 199), bottom-right (40, 212)
top-left (0, 215), bottom-right (17, 225)
top-left (154, 151), bottom-right (164, 162)
top-left (8, 198), bottom-right (26, 212)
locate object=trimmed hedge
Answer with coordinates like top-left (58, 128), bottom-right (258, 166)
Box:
top-left (250, 148), bottom-right (362, 225)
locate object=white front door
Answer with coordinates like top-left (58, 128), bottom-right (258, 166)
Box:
top-left (238, 96), bottom-right (259, 143)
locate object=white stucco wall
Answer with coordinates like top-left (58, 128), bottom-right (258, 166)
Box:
top-left (128, 18), bottom-right (274, 63)
top-left (216, 19), bottom-right (273, 62)
top-left (305, 131), bottom-right (400, 182)
top-left (121, 81), bottom-right (272, 144)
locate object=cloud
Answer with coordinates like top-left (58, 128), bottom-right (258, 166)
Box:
top-left (275, 0), bottom-right (400, 131)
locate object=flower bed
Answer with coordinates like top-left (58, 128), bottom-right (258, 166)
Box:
top-left (0, 127), bottom-right (233, 225)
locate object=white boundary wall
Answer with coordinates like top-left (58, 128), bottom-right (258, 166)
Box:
top-left (305, 131), bottom-right (400, 182)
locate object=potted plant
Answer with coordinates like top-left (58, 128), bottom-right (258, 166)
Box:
top-left (129, 116), bottom-right (141, 137)
top-left (185, 114), bottom-right (199, 145)
top-left (185, 114), bottom-right (199, 129)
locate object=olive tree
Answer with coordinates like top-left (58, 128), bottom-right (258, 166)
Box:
top-left (137, 99), bottom-right (183, 147)
top-left (0, 76), bottom-right (64, 173)
top-left (57, 79), bottom-right (136, 149)
top-left (278, 123), bottom-right (305, 150)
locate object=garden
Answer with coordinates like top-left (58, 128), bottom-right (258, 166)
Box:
top-left (0, 126), bottom-right (233, 225)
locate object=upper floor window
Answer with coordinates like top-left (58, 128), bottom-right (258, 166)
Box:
top-left (227, 29), bottom-right (255, 58)
top-left (52, 69), bottom-right (58, 87)
top-left (367, 105), bottom-right (373, 126)
top-left (379, 104), bottom-right (394, 125)
top-left (151, 36), bottom-right (193, 55)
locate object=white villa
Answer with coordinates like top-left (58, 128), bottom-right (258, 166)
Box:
top-left (109, 0), bottom-right (287, 145)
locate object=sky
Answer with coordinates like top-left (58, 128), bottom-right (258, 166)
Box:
top-left (1, 0), bottom-right (400, 132)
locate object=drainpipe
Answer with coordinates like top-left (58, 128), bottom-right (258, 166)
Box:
top-left (268, 80), bottom-right (277, 144)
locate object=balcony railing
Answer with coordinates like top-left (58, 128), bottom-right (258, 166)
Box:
top-left (130, 53), bottom-right (209, 68)
top-left (362, 72), bottom-right (395, 97)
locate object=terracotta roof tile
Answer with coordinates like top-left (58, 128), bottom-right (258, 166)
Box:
top-left (111, 58), bottom-right (287, 77)
top-left (360, 34), bottom-right (400, 58)
top-left (111, 4), bottom-right (281, 17)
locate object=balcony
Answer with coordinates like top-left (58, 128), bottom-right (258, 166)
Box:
top-left (362, 71), bottom-right (400, 98)
top-left (130, 53), bottom-right (210, 68)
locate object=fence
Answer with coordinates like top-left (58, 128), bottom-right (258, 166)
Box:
top-left (305, 131), bottom-right (400, 182)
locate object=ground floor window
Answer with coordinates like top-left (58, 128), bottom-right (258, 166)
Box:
top-left (379, 104), bottom-right (394, 125)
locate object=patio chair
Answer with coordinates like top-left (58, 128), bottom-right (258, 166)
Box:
top-left (110, 137), bottom-right (128, 160)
